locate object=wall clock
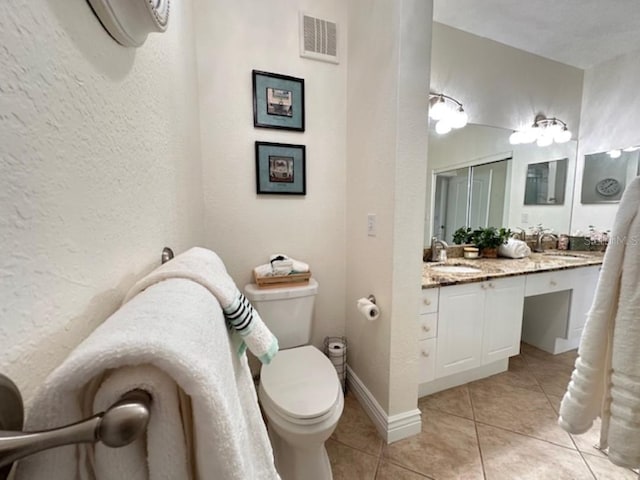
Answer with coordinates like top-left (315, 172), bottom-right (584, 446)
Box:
top-left (595, 178), bottom-right (622, 197)
top-left (87, 0), bottom-right (170, 47)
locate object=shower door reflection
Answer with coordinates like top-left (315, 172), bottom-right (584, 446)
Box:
top-left (433, 158), bottom-right (510, 244)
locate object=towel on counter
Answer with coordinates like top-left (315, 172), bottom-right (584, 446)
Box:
top-left (498, 238), bottom-right (531, 259)
top-left (558, 176), bottom-right (640, 470)
top-left (124, 247), bottom-right (278, 365)
top-left (15, 278), bottom-right (280, 480)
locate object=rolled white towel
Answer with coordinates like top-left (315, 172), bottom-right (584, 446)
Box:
top-left (498, 238), bottom-right (531, 259)
top-left (270, 253), bottom-right (310, 273)
top-left (253, 263), bottom-right (273, 277)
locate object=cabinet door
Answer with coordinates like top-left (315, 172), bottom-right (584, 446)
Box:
top-left (567, 266), bottom-right (600, 340)
top-left (436, 282), bottom-right (485, 378)
top-left (482, 276), bottom-right (526, 364)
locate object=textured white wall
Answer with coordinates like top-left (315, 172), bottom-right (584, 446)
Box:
top-left (571, 48), bottom-right (640, 233)
top-left (0, 0), bottom-right (203, 403)
top-left (193, 0), bottom-right (348, 349)
top-left (346, 0), bottom-right (431, 414)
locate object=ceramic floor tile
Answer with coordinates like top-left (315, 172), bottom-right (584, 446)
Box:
top-left (418, 385), bottom-right (473, 419)
top-left (331, 392), bottom-right (383, 456)
top-left (570, 417), bottom-right (608, 459)
top-left (382, 409), bottom-right (483, 479)
top-left (326, 438), bottom-right (379, 480)
top-left (375, 460), bottom-right (433, 480)
top-left (469, 381), bottom-right (575, 448)
top-left (582, 453), bottom-right (638, 479)
top-left (521, 342), bottom-right (578, 367)
top-left (470, 355), bottom-right (542, 393)
top-left (547, 393), bottom-right (563, 414)
top-left (477, 423), bottom-right (594, 480)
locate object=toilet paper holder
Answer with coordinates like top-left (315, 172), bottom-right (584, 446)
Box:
top-left (367, 295), bottom-right (376, 305)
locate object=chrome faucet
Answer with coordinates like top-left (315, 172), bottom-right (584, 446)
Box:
top-left (534, 231), bottom-right (558, 253)
top-left (430, 236), bottom-right (448, 262)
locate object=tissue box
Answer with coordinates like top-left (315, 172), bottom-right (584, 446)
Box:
top-left (569, 236), bottom-right (591, 251)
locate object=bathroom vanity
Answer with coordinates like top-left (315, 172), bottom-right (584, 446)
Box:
top-left (418, 253), bottom-right (603, 397)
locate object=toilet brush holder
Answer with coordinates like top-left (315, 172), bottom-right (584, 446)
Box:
top-left (323, 336), bottom-right (347, 393)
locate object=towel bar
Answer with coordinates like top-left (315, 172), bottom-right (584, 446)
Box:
top-left (0, 373), bottom-right (151, 479)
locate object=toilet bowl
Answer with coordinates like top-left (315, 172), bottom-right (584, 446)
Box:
top-left (259, 346), bottom-right (343, 480)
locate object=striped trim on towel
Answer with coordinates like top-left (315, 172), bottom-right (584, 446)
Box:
top-left (224, 293), bottom-right (256, 335)
top-left (223, 292), bottom-right (279, 364)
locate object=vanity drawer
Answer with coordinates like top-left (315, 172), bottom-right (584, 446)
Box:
top-left (525, 270), bottom-right (572, 296)
top-left (420, 288), bottom-right (439, 314)
top-left (418, 312), bottom-right (437, 340)
top-left (418, 338), bottom-right (437, 384)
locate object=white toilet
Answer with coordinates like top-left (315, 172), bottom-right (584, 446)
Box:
top-left (244, 278), bottom-right (344, 480)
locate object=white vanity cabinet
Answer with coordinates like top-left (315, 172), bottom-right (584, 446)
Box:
top-left (435, 276), bottom-right (525, 378)
top-left (417, 288), bottom-right (438, 383)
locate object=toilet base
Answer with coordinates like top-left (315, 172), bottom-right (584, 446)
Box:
top-left (268, 425), bottom-right (333, 480)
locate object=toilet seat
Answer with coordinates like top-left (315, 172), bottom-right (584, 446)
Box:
top-left (260, 345), bottom-right (341, 424)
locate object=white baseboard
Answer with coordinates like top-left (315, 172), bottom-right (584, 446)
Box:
top-left (417, 358), bottom-right (508, 397)
top-left (346, 365), bottom-right (421, 444)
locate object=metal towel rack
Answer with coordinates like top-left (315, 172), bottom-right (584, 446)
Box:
top-left (0, 374), bottom-right (151, 479)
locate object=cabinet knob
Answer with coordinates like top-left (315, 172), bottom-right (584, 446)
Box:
top-left (423, 298), bottom-right (431, 306)
top-left (422, 325), bottom-right (430, 332)
top-left (421, 350), bottom-right (430, 357)
top-left (550, 280), bottom-right (557, 286)
top-left (488, 282), bottom-right (494, 289)
top-left (481, 283), bottom-right (487, 290)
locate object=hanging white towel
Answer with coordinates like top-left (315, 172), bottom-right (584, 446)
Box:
top-left (124, 247), bottom-right (278, 364)
top-left (558, 176), bottom-right (640, 470)
top-left (14, 278), bottom-right (280, 479)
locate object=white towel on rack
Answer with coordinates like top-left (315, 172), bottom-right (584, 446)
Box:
top-left (124, 247), bottom-right (278, 364)
top-left (14, 278), bottom-right (280, 480)
top-left (558, 176), bottom-right (640, 470)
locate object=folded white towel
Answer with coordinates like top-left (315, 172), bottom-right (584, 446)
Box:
top-left (558, 176), bottom-right (640, 470)
top-left (254, 263), bottom-right (273, 277)
top-left (124, 247), bottom-right (279, 364)
top-left (270, 253), bottom-right (310, 273)
top-left (498, 238), bottom-right (531, 259)
top-left (15, 278), bottom-right (279, 479)
top-left (271, 258), bottom-right (293, 276)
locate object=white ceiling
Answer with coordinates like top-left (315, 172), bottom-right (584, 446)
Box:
top-left (433, 0), bottom-right (640, 69)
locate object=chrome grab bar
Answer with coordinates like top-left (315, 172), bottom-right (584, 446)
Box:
top-left (0, 374), bottom-right (151, 477)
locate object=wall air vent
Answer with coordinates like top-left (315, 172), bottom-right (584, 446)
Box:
top-left (299, 13), bottom-right (339, 64)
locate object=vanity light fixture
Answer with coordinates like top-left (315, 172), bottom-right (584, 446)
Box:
top-left (607, 149), bottom-right (622, 159)
top-left (429, 93), bottom-right (468, 134)
top-left (509, 114), bottom-right (572, 146)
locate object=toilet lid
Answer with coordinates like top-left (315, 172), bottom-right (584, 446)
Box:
top-left (260, 345), bottom-right (340, 420)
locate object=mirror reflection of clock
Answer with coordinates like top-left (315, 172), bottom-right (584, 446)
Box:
top-left (595, 178), bottom-right (622, 197)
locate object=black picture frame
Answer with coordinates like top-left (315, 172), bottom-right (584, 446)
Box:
top-left (255, 141), bottom-right (306, 195)
top-left (252, 70), bottom-right (305, 131)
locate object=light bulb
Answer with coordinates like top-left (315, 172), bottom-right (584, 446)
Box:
top-left (435, 119), bottom-right (452, 135)
top-left (429, 97), bottom-right (447, 121)
top-left (608, 149), bottom-right (622, 159)
top-left (509, 131), bottom-right (523, 145)
top-left (554, 128), bottom-right (571, 144)
top-left (450, 107), bottom-right (468, 129)
top-left (520, 125), bottom-right (539, 144)
top-left (548, 120), bottom-right (563, 135)
top-left (623, 146), bottom-right (640, 152)
top-left (537, 133), bottom-right (553, 147)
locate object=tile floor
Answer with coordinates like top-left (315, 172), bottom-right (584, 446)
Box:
top-left (327, 343), bottom-right (639, 479)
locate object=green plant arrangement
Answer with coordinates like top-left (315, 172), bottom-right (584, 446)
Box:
top-left (452, 227), bottom-right (474, 245)
top-left (472, 227), bottom-right (511, 257)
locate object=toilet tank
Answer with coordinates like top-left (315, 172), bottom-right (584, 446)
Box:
top-left (244, 278), bottom-right (318, 349)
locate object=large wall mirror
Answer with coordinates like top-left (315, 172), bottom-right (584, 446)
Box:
top-left (581, 149), bottom-right (640, 204)
top-left (425, 124), bottom-right (578, 245)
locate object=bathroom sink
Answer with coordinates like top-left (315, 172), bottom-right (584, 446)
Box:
top-left (430, 265), bottom-right (482, 274)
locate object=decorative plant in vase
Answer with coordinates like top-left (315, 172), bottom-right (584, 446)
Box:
top-left (452, 227), bottom-right (474, 245)
top-left (471, 227), bottom-right (511, 258)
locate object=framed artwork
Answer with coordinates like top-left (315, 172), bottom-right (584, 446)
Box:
top-left (255, 141), bottom-right (306, 195)
top-left (252, 70), bottom-right (305, 131)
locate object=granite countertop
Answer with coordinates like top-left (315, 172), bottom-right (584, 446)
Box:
top-left (422, 251), bottom-right (604, 289)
